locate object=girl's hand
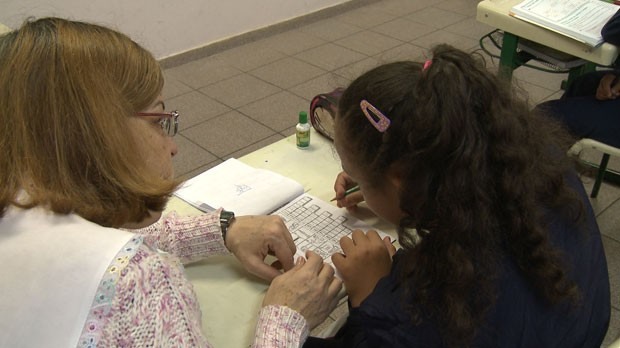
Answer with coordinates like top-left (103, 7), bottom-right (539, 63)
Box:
top-left (333, 171), bottom-right (364, 211)
top-left (595, 73), bottom-right (620, 100)
top-left (331, 230), bottom-right (396, 307)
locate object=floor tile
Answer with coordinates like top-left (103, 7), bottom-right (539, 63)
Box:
top-left (443, 17), bottom-right (496, 41)
top-left (434, 0), bottom-right (479, 18)
top-left (198, 74), bottom-right (282, 108)
top-left (238, 91), bottom-right (311, 132)
top-left (477, 33), bottom-right (503, 61)
top-left (404, 6), bottom-right (468, 29)
top-left (172, 135), bottom-right (218, 178)
top-left (365, 0), bottom-right (433, 16)
top-left (180, 111), bottom-right (276, 158)
top-left (512, 78), bottom-right (557, 106)
top-left (602, 236), bottom-right (620, 310)
top-left (374, 43), bottom-right (427, 63)
top-left (511, 61), bottom-right (569, 91)
top-left (608, 155), bottom-right (620, 172)
top-left (597, 198), bottom-right (620, 241)
top-left (537, 90), bottom-right (564, 104)
top-left (579, 149), bottom-right (620, 175)
top-left (166, 91), bottom-right (231, 130)
top-left (227, 134), bottom-right (286, 160)
top-left (411, 30), bottom-right (480, 51)
top-left (177, 159), bottom-right (223, 182)
top-left (603, 307), bottom-right (620, 348)
top-left (371, 18), bottom-right (437, 42)
top-left (165, 56), bottom-right (242, 89)
top-left (209, 41), bottom-right (287, 72)
top-left (333, 57), bottom-right (381, 81)
top-left (280, 125), bottom-right (298, 138)
top-left (435, 0), bottom-right (481, 17)
top-left (581, 175), bottom-right (620, 216)
top-left (335, 30), bottom-right (403, 56)
top-left (576, 149), bottom-right (620, 216)
top-left (249, 57), bottom-right (326, 89)
top-left (333, 6), bottom-right (397, 29)
top-left (260, 30), bottom-right (327, 56)
top-left (294, 43), bottom-right (368, 71)
top-left (299, 18), bottom-right (363, 41)
top-left (288, 73), bottom-right (350, 101)
top-left (163, 72), bottom-right (193, 99)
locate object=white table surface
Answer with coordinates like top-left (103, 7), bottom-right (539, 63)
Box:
top-left (0, 23), bottom-right (11, 35)
top-left (476, 0), bottom-right (619, 66)
top-left (166, 129), bottom-right (396, 347)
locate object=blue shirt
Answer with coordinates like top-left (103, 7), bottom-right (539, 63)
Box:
top-left (308, 173), bottom-right (610, 348)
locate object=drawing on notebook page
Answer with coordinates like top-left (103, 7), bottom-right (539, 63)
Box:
top-left (234, 184), bottom-right (252, 196)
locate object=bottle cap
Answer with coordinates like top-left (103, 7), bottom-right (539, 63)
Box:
top-left (298, 111), bottom-right (308, 124)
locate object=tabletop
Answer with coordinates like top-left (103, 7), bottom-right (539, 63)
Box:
top-left (476, 0), bottom-right (619, 66)
top-left (166, 128), bottom-right (397, 347)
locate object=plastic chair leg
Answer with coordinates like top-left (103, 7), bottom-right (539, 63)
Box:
top-left (591, 154), bottom-right (610, 198)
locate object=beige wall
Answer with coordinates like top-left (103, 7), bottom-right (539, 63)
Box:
top-left (0, 0), bottom-right (348, 59)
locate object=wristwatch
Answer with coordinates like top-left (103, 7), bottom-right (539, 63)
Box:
top-left (219, 210), bottom-right (235, 245)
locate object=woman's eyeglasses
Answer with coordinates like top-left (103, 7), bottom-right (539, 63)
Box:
top-left (135, 110), bottom-right (180, 137)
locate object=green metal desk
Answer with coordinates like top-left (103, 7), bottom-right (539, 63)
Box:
top-left (477, 0), bottom-right (620, 189)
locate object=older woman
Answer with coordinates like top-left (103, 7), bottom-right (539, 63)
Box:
top-left (0, 17), bottom-right (341, 347)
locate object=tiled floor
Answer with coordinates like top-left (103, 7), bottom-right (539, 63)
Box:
top-left (162, 0), bottom-right (620, 345)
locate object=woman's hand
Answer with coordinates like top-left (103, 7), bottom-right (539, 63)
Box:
top-left (332, 230), bottom-right (396, 307)
top-left (262, 251), bottom-right (343, 329)
top-left (225, 215), bottom-right (296, 281)
top-left (595, 73), bottom-right (620, 100)
top-left (333, 171), bottom-right (364, 211)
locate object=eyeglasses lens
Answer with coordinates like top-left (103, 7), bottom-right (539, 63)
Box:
top-left (160, 112), bottom-right (179, 137)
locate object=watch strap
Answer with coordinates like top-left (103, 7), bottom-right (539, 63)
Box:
top-left (219, 210), bottom-right (235, 245)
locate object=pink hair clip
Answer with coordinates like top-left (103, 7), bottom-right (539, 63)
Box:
top-left (423, 59), bottom-right (432, 71)
top-left (360, 99), bottom-right (391, 132)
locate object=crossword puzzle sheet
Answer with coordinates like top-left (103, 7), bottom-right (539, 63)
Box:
top-left (273, 193), bottom-right (391, 269)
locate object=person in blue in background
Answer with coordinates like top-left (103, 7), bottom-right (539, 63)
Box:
top-left (537, 12), bottom-right (620, 148)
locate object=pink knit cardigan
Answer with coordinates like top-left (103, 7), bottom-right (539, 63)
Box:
top-left (76, 211), bottom-right (308, 347)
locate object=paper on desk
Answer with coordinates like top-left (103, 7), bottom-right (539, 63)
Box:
top-left (272, 193), bottom-right (394, 279)
top-left (174, 158), bottom-right (304, 216)
top-left (510, 0), bottom-right (619, 47)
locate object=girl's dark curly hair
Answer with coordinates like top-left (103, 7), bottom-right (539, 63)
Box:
top-left (336, 44), bottom-right (582, 347)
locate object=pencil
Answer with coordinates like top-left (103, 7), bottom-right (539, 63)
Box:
top-left (330, 185), bottom-right (360, 201)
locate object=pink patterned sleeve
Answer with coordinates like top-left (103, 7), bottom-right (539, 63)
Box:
top-left (100, 244), bottom-right (307, 348)
top-left (129, 211), bottom-right (230, 264)
top-left (100, 244), bottom-right (213, 347)
top-left (253, 305), bottom-right (309, 348)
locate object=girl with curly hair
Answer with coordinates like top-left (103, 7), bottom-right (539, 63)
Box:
top-left (307, 44), bottom-right (610, 348)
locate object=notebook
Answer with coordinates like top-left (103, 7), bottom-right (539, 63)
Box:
top-left (509, 0), bottom-right (619, 47)
top-left (174, 158), bottom-right (392, 269)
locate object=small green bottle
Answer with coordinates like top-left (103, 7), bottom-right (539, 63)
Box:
top-left (296, 111), bottom-right (310, 149)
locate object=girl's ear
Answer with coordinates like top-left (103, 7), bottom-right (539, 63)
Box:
top-left (386, 162), bottom-right (406, 192)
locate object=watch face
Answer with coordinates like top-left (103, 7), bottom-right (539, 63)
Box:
top-left (221, 210), bottom-right (235, 220)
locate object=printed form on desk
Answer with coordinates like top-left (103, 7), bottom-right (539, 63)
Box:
top-left (174, 158), bottom-right (393, 270)
top-left (509, 0), bottom-right (619, 47)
